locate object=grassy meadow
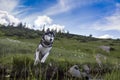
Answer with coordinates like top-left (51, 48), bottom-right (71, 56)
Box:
top-left (0, 26), bottom-right (120, 80)
top-left (0, 36), bottom-right (120, 80)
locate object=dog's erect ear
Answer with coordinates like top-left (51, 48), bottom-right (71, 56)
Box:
top-left (46, 28), bottom-right (50, 32)
top-left (53, 31), bottom-right (56, 37)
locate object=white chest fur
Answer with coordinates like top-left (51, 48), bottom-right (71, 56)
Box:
top-left (34, 44), bottom-right (52, 65)
top-left (38, 44), bottom-right (52, 55)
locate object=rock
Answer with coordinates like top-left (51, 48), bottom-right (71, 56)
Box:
top-left (95, 54), bottom-right (107, 67)
top-left (99, 46), bottom-right (111, 53)
top-left (95, 54), bottom-right (102, 67)
top-left (81, 72), bottom-right (92, 80)
top-left (68, 65), bottom-right (81, 78)
top-left (83, 64), bottom-right (90, 74)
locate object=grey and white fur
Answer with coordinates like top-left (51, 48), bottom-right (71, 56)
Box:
top-left (34, 29), bottom-right (55, 65)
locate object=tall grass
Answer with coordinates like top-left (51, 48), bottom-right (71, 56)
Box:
top-left (104, 69), bottom-right (120, 80)
top-left (0, 37), bottom-right (120, 80)
top-left (0, 38), bottom-right (36, 56)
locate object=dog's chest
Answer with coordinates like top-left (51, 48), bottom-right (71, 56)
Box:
top-left (39, 44), bottom-right (52, 55)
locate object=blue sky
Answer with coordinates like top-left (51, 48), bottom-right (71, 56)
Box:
top-left (0, 0), bottom-right (120, 39)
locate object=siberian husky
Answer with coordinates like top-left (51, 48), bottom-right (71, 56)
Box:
top-left (34, 29), bottom-right (55, 65)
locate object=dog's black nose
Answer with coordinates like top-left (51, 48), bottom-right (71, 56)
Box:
top-left (50, 39), bottom-right (52, 41)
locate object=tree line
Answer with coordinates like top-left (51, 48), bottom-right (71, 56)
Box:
top-left (0, 23), bottom-right (98, 42)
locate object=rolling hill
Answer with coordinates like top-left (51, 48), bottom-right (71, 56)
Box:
top-left (0, 24), bottom-right (120, 80)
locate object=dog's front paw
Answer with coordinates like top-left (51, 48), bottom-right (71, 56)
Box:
top-left (40, 59), bottom-right (45, 63)
top-left (34, 59), bottom-right (40, 66)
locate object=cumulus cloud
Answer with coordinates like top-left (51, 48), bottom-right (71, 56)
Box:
top-left (98, 34), bottom-right (114, 39)
top-left (34, 15), bottom-right (65, 32)
top-left (0, 10), bottom-right (20, 26)
top-left (92, 3), bottom-right (120, 31)
top-left (34, 15), bottom-right (52, 27)
top-left (21, 0), bottom-right (101, 27)
top-left (0, 10), bottom-right (65, 32)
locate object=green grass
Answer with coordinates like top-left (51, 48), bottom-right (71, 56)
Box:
top-left (104, 70), bottom-right (120, 80)
top-left (0, 37), bottom-right (120, 80)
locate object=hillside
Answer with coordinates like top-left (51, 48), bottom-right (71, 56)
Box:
top-left (0, 25), bottom-right (120, 80)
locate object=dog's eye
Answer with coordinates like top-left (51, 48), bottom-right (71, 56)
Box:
top-left (74, 66), bottom-right (79, 70)
top-left (48, 34), bottom-right (51, 36)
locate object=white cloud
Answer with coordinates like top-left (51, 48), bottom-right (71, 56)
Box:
top-left (0, 10), bottom-right (20, 26)
top-left (21, 0), bottom-right (74, 21)
top-left (43, 0), bottom-right (99, 16)
top-left (0, 0), bottom-right (31, 18)
top-left (0, 10), bottom-right (65, 32)
top-left (25, 24), bottom-right (33, 29)
top-left (43, 0), bottom-right (72, 16)
top-left (34, 15), bottom-right (52, 27)
top-left (98, 34), bottom-right (114, 39)
top-left (34, 15), bottom-right (65, 32)
top-left (21, 0), bottom-right (102, 29)
top-left (20, 0), bottom-right (101, 31)
top-left (92, 3), bottom-right (120, 31)
top-left (0, 0), bottom-right (19, 14)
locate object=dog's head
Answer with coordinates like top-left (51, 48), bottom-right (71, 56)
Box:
top-left (43, 29), bottom-right (55, 43)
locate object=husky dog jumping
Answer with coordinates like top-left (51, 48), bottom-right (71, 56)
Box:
top-left (34, 29), bottom-right (55, 65)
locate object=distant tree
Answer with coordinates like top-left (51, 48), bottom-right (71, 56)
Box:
top-left (67, 30), bottom-right (69, 34)
top-left (0, 24), bottom-right (2, 27)
top-left (17, 22), bottom-right (23, 28)
top-left (6, 23), bottom-right (14, 27)
top-left (32, 25), bottom-right (34, 28)
top-left (42, 24), bottom-right (45, 32)
top-left (23, 23), bottom-right (26, 28)
top-left (58, 29), bottom-right (62, 34)
top-left (89, 34), bottom-right (92, 38)
top-left (53, 28), bottom-right (57, 33)
top-left (116, 38), bottom-right (120, 41)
